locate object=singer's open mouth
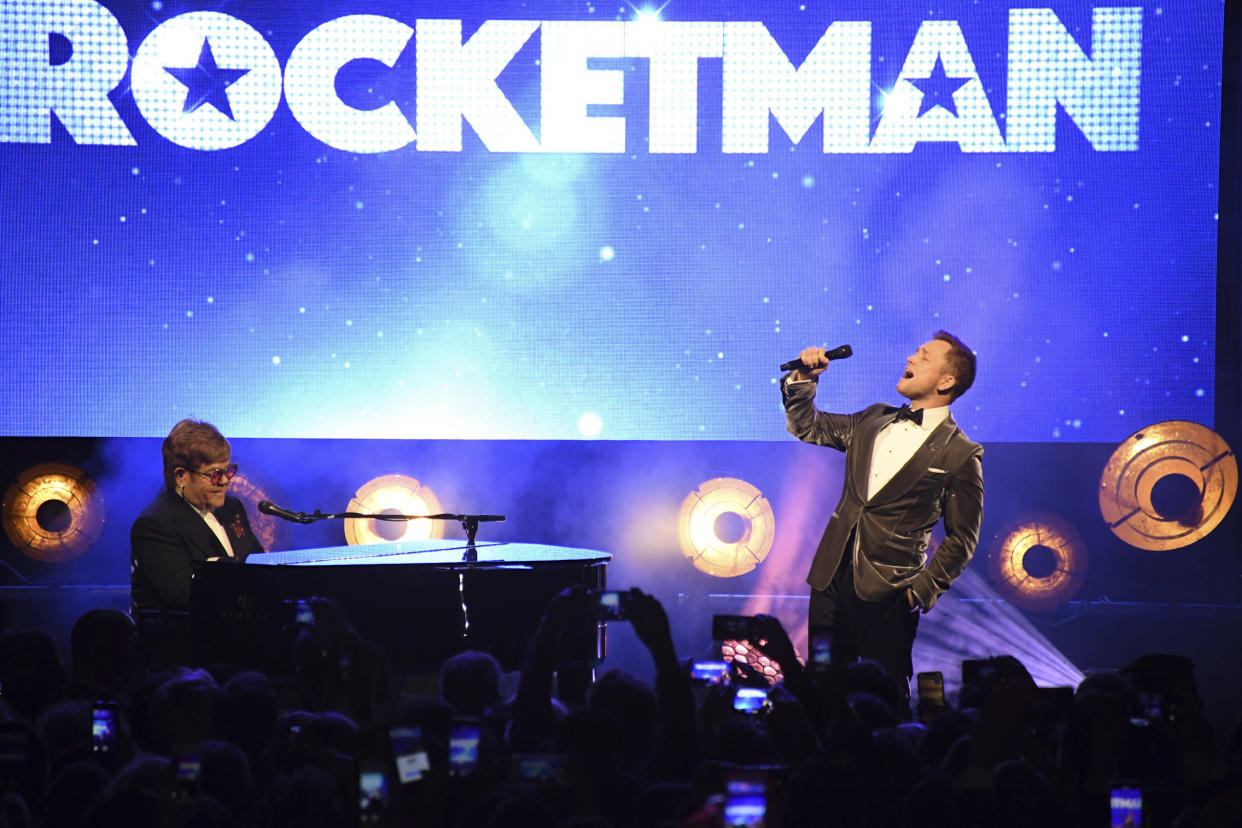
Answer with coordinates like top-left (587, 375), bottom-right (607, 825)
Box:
top-left (903, 370), bottom-right (914, 379)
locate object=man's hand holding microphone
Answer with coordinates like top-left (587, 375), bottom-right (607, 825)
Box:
top-left (781, 343), bottom-right (852, 380)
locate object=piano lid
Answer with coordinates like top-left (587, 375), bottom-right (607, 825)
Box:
top-left (240, 539), bottom-right (611, 567)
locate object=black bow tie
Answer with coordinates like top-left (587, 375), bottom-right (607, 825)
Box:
top-left (893, 404), bottom-right (924, 426)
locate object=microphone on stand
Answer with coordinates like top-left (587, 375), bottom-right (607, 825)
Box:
top-left (779, 344), bottom-right (853, 372)
top-left (258, 500), bottom-right (308, 524)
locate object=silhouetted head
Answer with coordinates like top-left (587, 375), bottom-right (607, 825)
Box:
top-left (149, 668), bottom-right (218, 753)
top-left (70, 609), bottom-right (136, 693)
top-left (0, 627), bottom-right (67, 722)
top-left (212, 671), bottom-right (280, 760)
top-left (439, 650), bottom-right (502, 717)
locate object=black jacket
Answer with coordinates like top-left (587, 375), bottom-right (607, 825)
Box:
top-left (130, 488), bottom-right (263, 612)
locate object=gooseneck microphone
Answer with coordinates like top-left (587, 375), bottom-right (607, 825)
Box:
top-left (258, 500), bottom-right (307, 523)
top-left (779, 343), bottom-right (853, 372)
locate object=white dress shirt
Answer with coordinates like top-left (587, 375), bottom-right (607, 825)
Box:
top-left (865, 405), bottom-right (951, 609)
top-left (866, 405), bottom-right (951, 499)
top-left (784, 377), bottom-right (952, 607)
top-left (190, 501), bottom-right (235, 558)
top-left (784, 375), bottom-right (951, 499)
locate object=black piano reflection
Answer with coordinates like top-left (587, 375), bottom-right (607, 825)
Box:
top-left (191, 540), bottom-right (610, 673)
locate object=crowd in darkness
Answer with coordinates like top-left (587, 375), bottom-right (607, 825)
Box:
top-left (0, 587), bottom-right (1239, 828)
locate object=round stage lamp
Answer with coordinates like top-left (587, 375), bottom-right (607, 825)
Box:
top-left (2, 463), bottom-right (105, 562)
top-left (677, 477), bottom-right (776, 577)
top-left (1099, 420), bottom-right (1237, 551)
top-left (344, 474), bottom-right (445, 546)
top-left (988, 513), bottom-right (1087, 612)
top-left (226, 466), bottom-right (289, 553)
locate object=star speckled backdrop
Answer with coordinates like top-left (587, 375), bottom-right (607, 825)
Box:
top-left (0, 0), bottom-right (1223, 441)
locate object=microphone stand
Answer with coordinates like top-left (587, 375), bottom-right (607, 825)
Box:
top-left (269, 508), bottom-right (505, 562)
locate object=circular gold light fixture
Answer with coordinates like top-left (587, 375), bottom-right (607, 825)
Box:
top-left (677, 477), bottom-right (775, 577)
top-left (988, 513), bottom-right (1087, 611)
top-left (1099, 420), bottom-right (1236, 551)
top-left (2, 463), bottom-right (105, 562)
top-left (344, 474), bottom-right (444, 546)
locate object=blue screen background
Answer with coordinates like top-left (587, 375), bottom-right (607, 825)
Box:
top-left (0, 0), bottom-right (1223, 441)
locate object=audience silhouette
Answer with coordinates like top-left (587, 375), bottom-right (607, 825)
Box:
top-left (0, 590), bottom-right (1237, 827)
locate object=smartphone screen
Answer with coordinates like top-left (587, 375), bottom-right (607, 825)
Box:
top-left (1110, 787), bottom-right (1142, 826)
top-left (690, 660), bottom-right (729, 684)
top-left (358, 767), bottom-right (389, 824)
top-left (712, 614), bottom-right (756, 641)
top-left (724, 774), bottom-right (767, 827)
top-left (917, 672), bottom-right (945, 705)
top-left (733, 687), bottom-right (769, 714)
top-left (169, 753), bottom-right (201, 799)
top-left (92, 705), bottom-right (117, 753)
top-left (808, 628), bottom-right (832, 671)
top-left (962, 658), bottom-right (997, 690)
top-left (449, 720), bottom-right (480, 777)
top-left (389, 726), bottom-right (430, 784)
top-left (597, 590), bottom-right (630, 621)
top-left (176, 755), bottom-right (201, 782)
top-left (511, 753), bottom-right (565, 784)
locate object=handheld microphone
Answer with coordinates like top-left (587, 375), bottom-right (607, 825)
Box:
top-left (258, 500), bottom-right (307, 524)
top-left (780, 344), bottom-right (853, 372)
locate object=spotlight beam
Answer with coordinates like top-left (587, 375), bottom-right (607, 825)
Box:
top-left (915, 568), bottom-right (1086, 697)
top-left (737, 569), bottom-right (1085, 698)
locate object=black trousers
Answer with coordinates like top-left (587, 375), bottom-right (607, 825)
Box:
top-left (808, 556), bottom-right (920, 696)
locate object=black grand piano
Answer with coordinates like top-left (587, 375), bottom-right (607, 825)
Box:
top-left (191, 540), bottom-right (610, 673)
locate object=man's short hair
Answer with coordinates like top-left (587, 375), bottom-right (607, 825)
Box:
top-left (933, 331), bottom-right (976, 402)
top-left (162, 419), bottom-right (230, 490)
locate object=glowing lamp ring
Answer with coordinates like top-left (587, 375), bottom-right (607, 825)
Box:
top-left (1099, 420), bottom-right (1236, 550)
top-left (344, 474), bottom-right (444, 546)
top-left (677, 477), bottom-right (775, 577)
top-left (2, 463), bottom-right (105, 562)
top-left (987, 513), bottom-right (1087, 612)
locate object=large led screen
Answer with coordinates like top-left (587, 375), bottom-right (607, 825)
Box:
top-left (0, 0), bottom-right (1223, 440)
